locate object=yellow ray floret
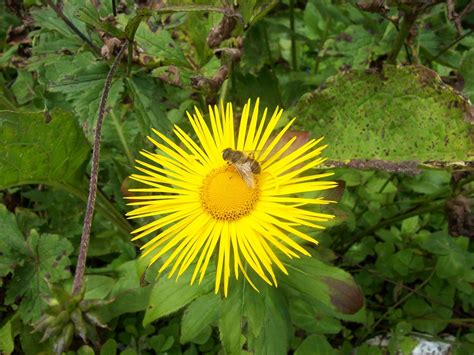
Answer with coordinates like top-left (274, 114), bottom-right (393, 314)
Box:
top-left (127, 99), bottom-right (337, 296)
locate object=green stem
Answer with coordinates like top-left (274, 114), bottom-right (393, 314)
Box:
top-left (342, 200), bottom-right (445, 252)
top-left (289, 0), bottom-right (297, 70)
top-left (388, 11), bottom-right (417, 64)
top-left (110, 109), bottom-right (134, 165)
top-left (362, 269), bottom-right (435, 340)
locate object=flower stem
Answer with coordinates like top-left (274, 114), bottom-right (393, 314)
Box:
top-left (388, 11), bottom-right (417, 64)
top-left (72, 40), bottom-right (128, 296)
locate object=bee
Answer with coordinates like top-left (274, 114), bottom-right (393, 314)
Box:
top-left (222, 148), bottom-right (261, 188)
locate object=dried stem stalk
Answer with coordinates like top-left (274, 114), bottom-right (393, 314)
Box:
top-left (72, 40), bottom-right (128, 295)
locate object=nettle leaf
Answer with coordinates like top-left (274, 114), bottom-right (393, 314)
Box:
top-left (282, 255), bottom-right (364, 317)
top-left (0, 110), bottom-right (90, 189)
top-left (134, 21), bottom-right (189, 67)
top-left (75, 6), bottom-right (125, 39)
top-left (291, 65), bottom-right (473, 163)
top-left (0, 205), bottom-right (28, 277)
top-left (143, 269), bottom-right (215, 326)
top-left (0, 205), bottom-right (73, 323)
top-left (48, 61), bottom-right (124, 135)
top-left (126, 75), bottom-right (171, 135)
top-left (181, 293), bottom-right (220, 344)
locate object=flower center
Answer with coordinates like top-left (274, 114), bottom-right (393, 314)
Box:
top-left (200, 165), bottom-right (260, 221)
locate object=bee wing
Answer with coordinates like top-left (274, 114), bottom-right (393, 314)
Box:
top-left (235, 163), bottom-right (255, 189)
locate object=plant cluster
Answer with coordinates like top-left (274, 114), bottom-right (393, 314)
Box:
top-left (0, 0), bottom-right (473, 354)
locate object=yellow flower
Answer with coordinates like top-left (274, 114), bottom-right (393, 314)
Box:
top-left (127, 99), bottom-right (337, 296)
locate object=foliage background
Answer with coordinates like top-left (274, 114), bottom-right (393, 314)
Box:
top-left (0, 0), bottom-right (473, 354)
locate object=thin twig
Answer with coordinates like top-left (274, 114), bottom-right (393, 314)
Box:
top-left (45, 0), bottom-right (100, 54)
top-left (72, 40), bottom-right (128, 295)
top-left (289, 0), bottom-right (297, 70)
top-left (433, 29), bottom-right (474, 60)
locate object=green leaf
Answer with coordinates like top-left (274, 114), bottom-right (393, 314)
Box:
top-left (126, 75), bottom-right (171, 135)
top-left (100, 339), bottom-right (117, 355)
top-left (99, 286), bottom-right (152, 322)
top-left (0, 110), bottom-right (90, 189)
top-left (459, 48), bottom-right (474, 101)
top-left (295, 334), bottom-right (335, 355)
top-left (181, 293), bottom-right (220, 344)
top-left (253, 286), bottom-right (291, 355)
top-left (143, 270), bottom-right (215, 325)
top-left (0, 320), bottom-right (14, 354)
top-left (134, 21), bottom-right (189, 67)
top-left (219, 280), bottom-right (245, 355)
top-left (289, 298), bottom-right (341, 334)
top-left (84, 275), bottom-right (115, 300)
top-left (47, 61), bottom-right (124, 133)
top-left (75, 7), bottom-right (125, 38)
top-left (282, 255), bottom-right (364, 316)
top-left (0, 205), bottom-right (28, 277)
top-left (0, 206), bottom-right (73, 323)
top-left (11, 71), bottom-right (35, 105)
top-left (291, 65), bottom-right (473, 162)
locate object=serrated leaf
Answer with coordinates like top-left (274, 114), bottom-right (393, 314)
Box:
top-left (181, 293), bottom-right (220, 344)
top-left (143, 270), bottom-right (214, 326)
top-left (282, 255), bottom-right (364, 316)
top-left (75, 7), bottom-right (125, 39)
top-left (0, 205), bottom-right (28, 277)
top-left (1, 207), bottom-right (73, 323)
top-left (0, 110), bottom-right (90, 189)
top-left (291, 65), bottom-right (473, 162)
top-left (134, 21), bottom-right (189, 67)
top-left (48, 62), bottom-right (124, 134)
top-left (126, 75), bottom-right (171, 135)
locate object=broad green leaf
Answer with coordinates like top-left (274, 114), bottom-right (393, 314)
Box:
top-left (143, 270), bottom-right (215, 326)
top-left (291, 65), bottom-right (473, 162)
top-left (0, 110), bottom-right (90, 189)
top-left (100, 339), bottom-right (117, 355)
top-left (295, 334), bottom-right (335, 355)
top-left (282, 255), bottom-right (364, 316)
top-left (99, 286), bottom-right (152, 322)
top-left (0, 205), bottom-right (73, 323)
top-left (84, 275), bottom-right (115, 300)
top-left (219, 280), bottom-right (245, 355)
top-left (253, 286), bottom-right (291, 355)
top-left (181, 293), bottom-right (220, 344)
top-left (289, 298), bottom-right (341, 334)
